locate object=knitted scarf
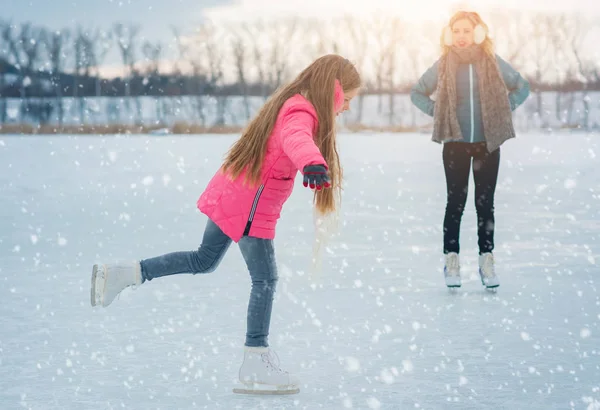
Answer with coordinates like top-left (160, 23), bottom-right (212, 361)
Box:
top-left (432, 45), bottom-right (515, 153)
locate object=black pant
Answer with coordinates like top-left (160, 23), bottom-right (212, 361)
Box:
top-left (442, 142), bottom-right (500, 254)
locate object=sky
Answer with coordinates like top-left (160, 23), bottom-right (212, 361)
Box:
top-left (3, 0), bottom-right (600, 77)
top-left (205, 0), bottom-right (600, 22)
top-left (6, 0), bottom-right (600, 25)
top-left (3, 0), bottom-right (229, 45)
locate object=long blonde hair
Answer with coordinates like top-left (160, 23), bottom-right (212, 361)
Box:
top-left (222, 54), bottom-right (361, 215)
top-left (440, 11), bottom-right (495, 56)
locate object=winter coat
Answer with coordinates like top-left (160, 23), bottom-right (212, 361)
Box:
top-left (197, 94), bottom-right (327, 242)
top-left (410, 54), bottom-right (530, 143)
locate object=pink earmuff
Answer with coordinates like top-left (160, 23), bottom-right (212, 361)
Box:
top-left (334, 79), bottom-right (345, 112)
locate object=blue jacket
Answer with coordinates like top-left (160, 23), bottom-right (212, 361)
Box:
top-left (410, 54), bottom-right (530, 143)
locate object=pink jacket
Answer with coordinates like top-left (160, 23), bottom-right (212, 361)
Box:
top-left (197, 94), bottom-right (327, 242)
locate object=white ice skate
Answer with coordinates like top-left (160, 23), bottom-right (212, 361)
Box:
top-left (444, 252), bottom-right (461, 288)
top-left (478, 253), bottom-right (499, 289)
top-left (90, 262), bottom-right (142, 307)
top-left (233, 346), bottom-right (300, 395)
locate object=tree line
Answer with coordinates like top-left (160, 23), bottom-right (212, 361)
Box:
top-left (0, 11), bottom-right (599, 128)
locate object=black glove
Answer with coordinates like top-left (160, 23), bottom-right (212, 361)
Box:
top-left (302, 164), bottom-right (331, 190)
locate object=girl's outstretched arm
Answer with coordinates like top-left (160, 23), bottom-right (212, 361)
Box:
top-left (280, 107), bottom-right (327, 171)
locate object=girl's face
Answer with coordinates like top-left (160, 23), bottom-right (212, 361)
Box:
top-left (336, 88), bottom-right (359, 115)
top-left (452, 19), bottom-right (475, 48)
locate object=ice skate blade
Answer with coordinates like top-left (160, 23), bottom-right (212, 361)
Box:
top-left (90, 265), bottom-right (97, 306)
top-left (445, 279), bottom-right (461, 288)
top-left (91, 264), bottom-right (105, 307)
top-left (480, 278), bottom-right (499, 290)
top-left (233, 384), bottom-right (299, 395)
top-left (91, 264), bottom-right (100, 307)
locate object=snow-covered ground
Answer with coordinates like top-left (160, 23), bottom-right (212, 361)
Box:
top-left (0, 131), bottom-right (599, 409)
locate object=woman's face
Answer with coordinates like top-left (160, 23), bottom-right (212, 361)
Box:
top-left (452, 19), bottom-right (475, 48)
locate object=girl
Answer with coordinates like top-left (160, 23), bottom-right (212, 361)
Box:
top-left (410, 11), bottom-right (530, 289)
top-left (90, 54), bottom-right (361, 394)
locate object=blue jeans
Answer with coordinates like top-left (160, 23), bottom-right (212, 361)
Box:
top-left (139, 219), bottom-right (278, 348)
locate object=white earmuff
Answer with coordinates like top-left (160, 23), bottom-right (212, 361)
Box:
top-left (443, 26), bottom-right (452, 46)
top-left (444, 24), bottom-right (486, 46)
top-left (473, 24), bottom-right (486, 44)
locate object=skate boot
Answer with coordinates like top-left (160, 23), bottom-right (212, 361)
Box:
top-left (444, 252), bottom-right (461, 288)
top-left (478, 252), bottom-right (499, 288)
top-left (91, 262), bottom-right (142, 307)
top-left (233, 346), bottom-right (300, 395)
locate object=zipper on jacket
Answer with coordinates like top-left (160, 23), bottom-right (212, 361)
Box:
top-left (469, 64), bottom-right (474, 142)
top-left (243, 184), bottom-right (265, 236)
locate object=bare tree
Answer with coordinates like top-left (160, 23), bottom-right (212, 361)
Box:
top-left (342, 15), bottom-right (370, 124)
top-left (73, 26), bottom-right (94, 122)
top-left (528, 14), bottom-right (553, 125)
top-left (229, 26), bottom-right (251, 121)
top-left (186, 21), bottom-right (227, 126)
top-left (85, 28), bottom-right (112, 97)
top-left (266, 18), bottom-right (299, 90)
top-left (113, 22), bottom-right (141, 122)
top-left (113, 23), bottom-right (140, 92)
top-left (383, 17), bottom-right (404, 126)
top-left (367, 14), bottom-right (391, 114)
top-left (243, 20), bottom-right (270, 101)
top-left (302, 17), bottom-right (339, 61)
top-left (172, 26), bottom-right (207, 126)
top-left (2, 22), bottom-right (46, 122)
top-left (170, 26), bottom-right (188, 78)
top-left (567, 15), bottom-right (598, 130)
top-left (487, 11), bottom-right (529, 65)
top-left (403, 21), bottom-right (439, 129)
top-left (46, 28), bottom-right (70, 125)
top-left (142, 40), bottom-right (163, 123)
top-left (200, 23), bottom-right (226, 126)
top-left (486, 11), bottom-right (536, 129)
top-left (0, 20), bottom-right (9, 124)
top-left (170, 26), bottom-right (192, 121)
top-left (546, 14), bottom-right (571, 123)
top-left (362, 13), bottom-right (407, 116)
top-left (142, 41), bottom-right (162, 77)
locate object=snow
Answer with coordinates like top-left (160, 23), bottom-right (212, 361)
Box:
top-left (0, 131), bottom-right (599, 409)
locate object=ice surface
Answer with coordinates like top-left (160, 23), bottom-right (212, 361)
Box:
top-left (0, 131), bottom-right (598, 409)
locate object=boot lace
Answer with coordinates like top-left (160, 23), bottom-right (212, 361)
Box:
top-left (261, 349), bottom-right (288, 374)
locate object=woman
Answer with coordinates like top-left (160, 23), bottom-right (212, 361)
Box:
top-left (90, 54), bottom-right (361, 394)
top-left (411, 11), bottom-right (530, 289)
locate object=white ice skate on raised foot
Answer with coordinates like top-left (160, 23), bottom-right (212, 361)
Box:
top-left (444, 252), bottom-right (461, 288)
top-left (479, 253), bottom-right (499, 289)
top-left (233, 346), bottom-right (300, 395)
top-left (90, 262), bottom-right (142, 307)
